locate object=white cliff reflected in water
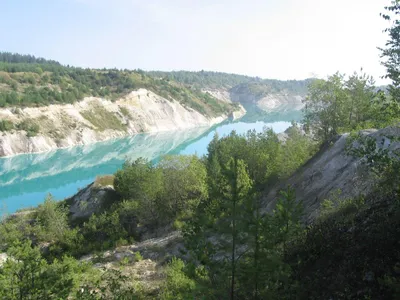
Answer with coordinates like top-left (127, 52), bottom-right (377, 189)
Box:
top-left (0, 118), bottom-right (292, 213)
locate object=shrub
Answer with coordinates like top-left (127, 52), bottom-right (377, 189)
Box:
top-left (134, 251), bottom-right (143, 262)
top-left (0, 119), bottom-right (14, 131)
top-left (17, 119), bottom-right (40, 137)
top-left (160, 258), bottom-right (196, 300)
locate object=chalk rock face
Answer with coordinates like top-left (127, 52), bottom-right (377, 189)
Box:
top-left (229, 84), bottom-right (305, 112)
top-left (0, 89), bottom-right (244, 157)
top-left (0, 253), bottom-right (8, 267)
top-left (67, 183), bottom-right (121, 220)
top-left (262, 125), bottom-right (400, 222)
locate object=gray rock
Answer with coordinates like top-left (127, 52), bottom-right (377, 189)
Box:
top-left (67, 183), bottom-right (120, 220)
top-left (0, 253), bottom-right (8, 267)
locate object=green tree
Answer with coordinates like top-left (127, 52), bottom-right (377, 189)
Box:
top-left (380, 0), bottom-right (400, 101)
top-left (303, 73), bottom-right (349, 140)
top-left (158, 155), bottom-right (208, 221)
top-left (114, 158), bottom-right (164, 226)
top-left (273, 187), bottom-right (303, 252)
top-left (184, 158), bottom-right (253, 300)
top-left (35, 195), bottom-right (70, 243)
top-left (345, 70), bottom-right (376, 128)
top-left (0, 241), bottom-right (90, 299)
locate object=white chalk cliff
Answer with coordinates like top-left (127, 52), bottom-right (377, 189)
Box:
top-left (0, 89), bottom-right (245, 157)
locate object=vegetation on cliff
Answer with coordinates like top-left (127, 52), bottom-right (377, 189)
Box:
top-left (0, 53), bottom-right (235, 117)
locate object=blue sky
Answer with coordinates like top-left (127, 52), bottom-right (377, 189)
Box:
top-left (0, 0), bottom-right (391, 84)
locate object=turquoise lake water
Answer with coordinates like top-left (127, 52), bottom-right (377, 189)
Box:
top-left (0, 110), bottom-right (300, 214)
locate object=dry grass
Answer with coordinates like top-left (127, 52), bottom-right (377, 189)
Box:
top-left (81, 105), bottom-right (126, 131)
top-left (94, 175), bottom-right (115, 187)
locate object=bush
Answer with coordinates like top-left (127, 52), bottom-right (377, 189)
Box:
top-left (16, 119), bottom-right (39, 137)
top-left (81, 211), bottom-right (128, 252)
top-left (134, 251), bottom-right (143, 262)
top-left (161, 258), bottom-right (196, 300)
top-left (0, 119), bottom-right (14, 131)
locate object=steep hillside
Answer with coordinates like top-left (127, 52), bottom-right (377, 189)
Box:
top-left (262, 125), bottom-right (400, 222)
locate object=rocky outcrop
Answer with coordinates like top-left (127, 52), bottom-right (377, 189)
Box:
top-left (262, 125), bottom-right (400, 222)
top-left (67, 183), bottom-right (121, 220)
top-left (0, 253), bottom-right (8, 267)
top-left (0, 89), bottom-right (246, 157)
top-left (79, 231), bottom-right (183, 294)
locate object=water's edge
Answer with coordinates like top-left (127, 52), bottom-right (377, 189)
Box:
top-left (0, 119), bottom-right (292, 214)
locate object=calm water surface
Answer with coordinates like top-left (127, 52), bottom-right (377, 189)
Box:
top-left (0, 117), bottom-right (293, 213)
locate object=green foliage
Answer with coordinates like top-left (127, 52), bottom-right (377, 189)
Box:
top-left (114, 156), bottom-right (208, 227)
top-left (158, 155), bottom-right (208, 220)
top-left (184, 136), bottom-right (307, 298)
top-left (134, 251), bottom-right (143, 262)
top-left (207, 128), bottom-right (316, 190)
top-left (0, 214), bottom-right (33, 252)
top-left (160, 258), bottom-right (197, 300)
top-left (380, 1), bottom-right (400, 101)
top-left (16, 119), bottom-right (40, 137)
top-left (279, 124), bottom-right (318, 177)
top-left (303, 71), bottom-right (396, 141)
top-left (147, 70), bottom-right (312, 97)
top-left (0, 52), bottom-right (236, 117)
top-left (0, 119), bottom-right (14, 131)
top-left (81, 106), bottom-right (126, 131)
top-left (81, 211), bottom-right (128, 252)
top-left (35, 195), bottom-right (70, 242)
top-left (304, 73), bottom-right (351, 140)
top-left (77, 268), bottom-right (140, 299)
top-left (119, 106), bottom-right (131, 119)
top-left (346, 131), bottom-right (400, 193)
top-left (114, 158), bottom-right (164, 226)
top-left (274, 187), bottom-right (303, 248)
top-left (0, 240), bottom-right (93, 299)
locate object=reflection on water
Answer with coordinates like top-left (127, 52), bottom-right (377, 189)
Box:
top-left (0, 115), bottom-right (294, 213)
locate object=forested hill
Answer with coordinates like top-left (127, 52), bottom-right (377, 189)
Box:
top-left (0, 52), bottom-right (236, 117)
top-left (147, 70), bottom-right (256, 89)
top-left (147, 70), bottom-right (312, 96)
top-left (0, 52), bottom-right (313, 114)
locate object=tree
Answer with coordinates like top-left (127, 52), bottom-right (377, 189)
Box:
top-left (303, 73), bottom-right (349, 141)
top-left (184, 158), bottom-right (253, 300)
top-left (345, 71), bottom-right (376, 128)
top-left (0, 241), bottom-right (90, 299)
top-left (35, 195), bottom-right (70, 243)
top-left (380, 0), bottom-right (400, 101)
top-left (273, 187), bottom-right (303, 253)
top-left (158, 155), bottom-right (208, 221)
top-left (114, 158), bottom-right (164, 226)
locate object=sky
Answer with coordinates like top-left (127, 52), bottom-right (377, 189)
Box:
top-left (0, 0), bottom-right (393, 84)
